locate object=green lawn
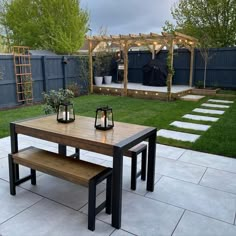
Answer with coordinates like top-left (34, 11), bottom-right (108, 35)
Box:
top-left (0, 94), bottom-right (235, 157)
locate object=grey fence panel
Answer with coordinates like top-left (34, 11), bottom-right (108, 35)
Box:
top-left (1, 48), bottom-right (236, 109)
top-left (0, 55), bottom-right (18, 108)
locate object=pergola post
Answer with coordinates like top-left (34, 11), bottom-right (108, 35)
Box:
top-left (167, 38), bottom-right (174, 101)
top-left (88, 41), bottom-right (93, 93)
top-left (123, 42), bottom-right (128, 96)
top-left (189, 47), bottom-right (194, 87)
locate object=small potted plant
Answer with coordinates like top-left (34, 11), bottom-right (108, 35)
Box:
top-left (42, 88), bottom-right (74, 114)
top-left (103, 52), bottom-right (114, 84)
top-left (93, 51), bottom-right (105, 86)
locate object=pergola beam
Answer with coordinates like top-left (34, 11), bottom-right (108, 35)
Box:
top-left (86, 31), bottom-right (198, 99)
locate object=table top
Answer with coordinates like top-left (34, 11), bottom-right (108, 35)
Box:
top-left (13, 115), bottom-right (156, 155)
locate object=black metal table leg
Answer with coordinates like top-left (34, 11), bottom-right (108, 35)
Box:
top-left (10, 123), bottom-right (19, 180)
top-left (112, 146), bottom-right (123, 229)
top-left (58, 144), bottom-right (67, 155)
top-left (147, 130), bottom-right (157, 192)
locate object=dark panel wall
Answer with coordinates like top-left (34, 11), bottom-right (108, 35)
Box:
top-left (0, 47), bottom-right (236, 108)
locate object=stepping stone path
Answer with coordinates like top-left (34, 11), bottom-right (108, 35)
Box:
top-left (183, 114), bottom-right (219, 122)
top-left (193, 108), bottom-right (225, 115)
top-left (208, 99), bottom-right (234, 104)
top-left (157, 98), bottom-right (234, 143)
top-left (170, 121), bottom-right (210, 131)
top-left (201, 103), bottom-right (230, 109)
top-left (157, 129), bottom-right (200, 142)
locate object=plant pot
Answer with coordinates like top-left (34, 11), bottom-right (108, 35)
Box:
top-left (94, 76), bottom-right (103, 86)
top-left (104, 76), bottom-right (112, 84)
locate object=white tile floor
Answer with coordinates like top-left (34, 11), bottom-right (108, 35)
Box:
top-left (0, 135), bottom-right (236, 236)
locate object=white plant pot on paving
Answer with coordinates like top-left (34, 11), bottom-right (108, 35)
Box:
top-left (94, 76), bottom-right (103, 86)
top-left (183, 114), bottom-right (219, 122)
top-left (193, 108), bottom-right (225, 115)
top-left (208, 99), bottom-right (234, 104)
top-left (201, 103), bottom-right (230, 109)
top-left (104, 76), bottom-right (112, 84)
top-left (170, 121), bottom-right (210, 131)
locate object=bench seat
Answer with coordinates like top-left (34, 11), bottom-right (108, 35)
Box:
top-left (9, 147), bottom-right (112, 231)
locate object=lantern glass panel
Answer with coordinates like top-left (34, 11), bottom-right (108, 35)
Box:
top-left (95, 106), bottom-right (114, 130)
top-left (57, 103), bottom-right (75, 123)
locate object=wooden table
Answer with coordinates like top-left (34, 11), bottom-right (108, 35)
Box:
top-left (10, 115), bottom-right (157, 229)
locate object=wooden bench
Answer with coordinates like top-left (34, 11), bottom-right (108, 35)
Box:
top-left (8, 147), bottom-right (112, 231)
top-left (124, 143), bottom-right (147, 190)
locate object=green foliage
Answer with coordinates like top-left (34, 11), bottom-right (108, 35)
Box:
top-left (171, 0), bottom-right (236, 47)
top-left (2, 0), bottom-right (89, 54)
top-left (42, 88), bottom-right (74, 114)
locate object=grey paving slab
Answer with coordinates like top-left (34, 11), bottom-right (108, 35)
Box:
top-left (173, 211), bottom-right (236, 236)
top-left (156, 157), bottom-right (206, 184)
top-left (183, 114), bottom-right (219, 122)
top-left (201, 103), bottom-right (230, 108)
top-left (170, 121), bottom-right (211, 131)
top-left (157, 129), bottom-right (200, 142)
top-left (193, 108), bottom-right (225, 114)
top-left (200, 168), bottom-right (236, 194)
top-left (179, 150), bottom-right (236, 173)
top-left (102, 160), bottom-right (162, 196)
top-left (111, 230), bottom-right (134, 236)
top-left (156, 144), bottom-right (186, 160)
top-left (180, 94), bottom-right (205, 101)
top-left (21, 174), bottom-right (106, 210)
top-left (0, 198), bottom-right (114, 236)
top-left (146, 177), bottom-right (236, 224)
top-left (81, 190), bottom-right (184, 236)
top-left (0, 157), bottom-right (42, 182)
top-left (0, 179), bottom-right (43, 224)
top-left (208, 99), bottom-right (234, 104)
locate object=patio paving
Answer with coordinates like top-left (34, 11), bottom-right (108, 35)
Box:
top-left (201, 103), bottom-right (230, 109)
top-left (1, 135), bottom-right (236, 235)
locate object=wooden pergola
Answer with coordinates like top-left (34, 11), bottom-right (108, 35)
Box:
top-left (86, 31), bottom-right (198, 100)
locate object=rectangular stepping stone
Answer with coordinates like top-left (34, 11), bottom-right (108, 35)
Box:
top-left (170, 121), bottom-right (210, 131)
top-left (201, 103), bottom-right (230, 109)
top-left (193, 108), bottom-right (225, 115)
top-left (157, 129), bottom-right (200, 142)
top-left (208, 99), bottom-right (234, 104)
top-left (183, 114), bottom-right (219, 122)
top-left (180, 95), bottom-right (205, 101)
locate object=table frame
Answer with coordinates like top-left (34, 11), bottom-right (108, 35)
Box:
top-left (9, 116), bottom-right (157, 229)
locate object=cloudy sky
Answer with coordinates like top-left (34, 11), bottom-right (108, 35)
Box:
top-left (80, 0), bottom-right (179, 36)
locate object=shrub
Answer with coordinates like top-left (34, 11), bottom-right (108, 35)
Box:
top-left (42, 88), bottom-right (74, 114)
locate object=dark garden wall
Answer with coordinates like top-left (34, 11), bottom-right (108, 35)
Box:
top-left (0, 47), bottom-right (235, 108)
top-left (0, 55), bottom-right (88, 109)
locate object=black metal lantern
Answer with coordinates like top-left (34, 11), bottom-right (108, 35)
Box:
top-left (57, 102), bottom-right (75, 123)
top-left (95, 106), bottom-right (114, 130)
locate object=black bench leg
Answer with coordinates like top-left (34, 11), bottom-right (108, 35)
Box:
top-left (131, 153), bottom-right (137, 190)
top-left (88, 179), bottom-right (96, 231)
top-left (74, 148), bottom-right (80, 159)
top-left (31, 169), bottom-right (36, 185)
top-left (141, 149), bottom-right (147, 181)
top-left (106, 174), bottom-right (112, 214)
top-left (8, 154), bottom-right (16, 195)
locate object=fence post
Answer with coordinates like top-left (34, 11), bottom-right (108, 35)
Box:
top-left (62, 56), bottom-right (67, 89)
top-left (42, 56), bottom-right (48, 92)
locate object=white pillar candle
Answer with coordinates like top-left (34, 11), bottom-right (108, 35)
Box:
top-left (63, 111), bottom-right (70, 121)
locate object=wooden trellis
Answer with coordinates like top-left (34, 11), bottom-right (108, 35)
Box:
top-left (86, 31), bottom-right (198, 100)
top-left (13, 46), bottom-right (33, 104)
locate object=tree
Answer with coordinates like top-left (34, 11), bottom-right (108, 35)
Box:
top-left (1, 0), bottom-right (89, 54)
top-left (171, 0), bottom-right (236, 47)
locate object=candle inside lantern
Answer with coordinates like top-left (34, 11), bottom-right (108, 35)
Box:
top-left (63, 111), bottom-right (70, 121)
